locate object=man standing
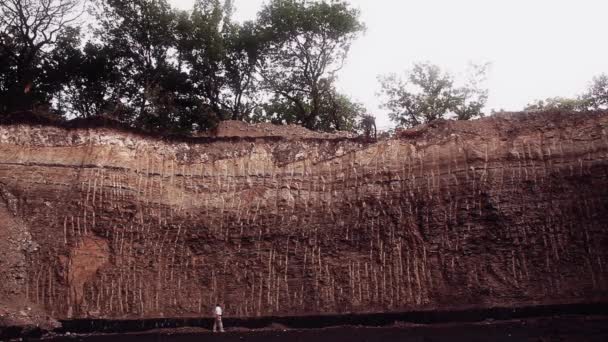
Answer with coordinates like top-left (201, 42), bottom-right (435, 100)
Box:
top-left (213, 304), bottom-right (225, 332)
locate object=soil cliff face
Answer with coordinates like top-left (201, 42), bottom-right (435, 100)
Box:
top-left (0, 112), bottom-right (607, 321)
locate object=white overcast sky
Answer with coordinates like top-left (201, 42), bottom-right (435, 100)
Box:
top-left (170, 0), bottom-right (608, 129)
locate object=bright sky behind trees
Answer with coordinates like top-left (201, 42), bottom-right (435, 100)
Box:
top-left (170, 0), bottom-right (608, 129)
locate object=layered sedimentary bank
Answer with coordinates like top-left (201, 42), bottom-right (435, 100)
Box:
top-left (0, 111), bottom-right (607, 324)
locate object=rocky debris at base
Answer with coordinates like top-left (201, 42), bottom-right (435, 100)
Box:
top-left (0, 305), bottom-right (61, 340)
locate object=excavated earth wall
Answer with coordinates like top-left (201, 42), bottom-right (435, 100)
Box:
top-left (0, 111), bottom-right (607, 323)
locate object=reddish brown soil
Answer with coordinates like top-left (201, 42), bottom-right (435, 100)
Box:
top-left (0, 111), bottom-right (607, 336)
top-left (214, 120), bottom-right (355, 139)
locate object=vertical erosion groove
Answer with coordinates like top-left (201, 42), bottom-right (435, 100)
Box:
top-left (0, 112), bottom-right (606, 320)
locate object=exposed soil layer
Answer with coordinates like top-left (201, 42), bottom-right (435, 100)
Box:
top-left (0, 111), bottom-right (607, 332)
top-left (0, 111), bottom-right (360, 141)
top-left (37, 316), bottom-right (608, 342)
top-left (214, 120), bottom-right (356, 139)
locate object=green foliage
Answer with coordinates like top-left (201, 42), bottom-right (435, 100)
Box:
top-left (316, 88), bottom-right (366, 132)
top-left (46, 27), bottom-right (118, 117)
top-left (257, 81), bottom-right (365, 133)
top-left (358, 114), bottom-right (377, 139)
top-left (177, 0), bottom-right (262, 121)
top-left (525, 73), bottom-right (607, 112)
top-left (0, 0), bottom-right (83, 112)
top-left (257, 0), bottom-right (364, 130)
top-left (0, 0), bottom-right (365, 134)
top-left (178, 0), bottom-right (225, 117)
top-left (2, 0), bottom-right (606, 135)
top-left (453, 63), bottom-right (490, 120)
top-left (96, 0), bottom-right (178, 127)
top-left (379, 62), bottom-right (488, 128)
top-left (89, 0), bottom-right (228, 132)
top-left (0, 30), bottom-right (21, 113)
top-left (524, 96), bottom-right (586, 112)
top-left (379, 63), bottom-right (455, 127)
top-left (222, 20), bottom-right (262, 120)
top-left (582, 73), bottom-right (608, 110)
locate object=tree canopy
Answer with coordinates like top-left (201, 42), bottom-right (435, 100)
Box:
top-left (257, 0), bottom-right (364, 130)
top-left (0, 0), bottom-right (84, 113)
top-left (378, 62), bottom-right (489, 128)
top-left (0, 0), bottom-right (370, 134)
top-left (1, 0), bottom-right (606, 135)
top-left (525, 73), bottom-right (608, 112)
top-left (583, 73), bottom-right (608, 110)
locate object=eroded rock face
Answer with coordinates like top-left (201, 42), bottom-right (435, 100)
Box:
top-left (0, 112), bottom-right (607, 321)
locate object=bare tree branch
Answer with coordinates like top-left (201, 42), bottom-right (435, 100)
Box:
top-left (0, 0), bottom-right (84, 50)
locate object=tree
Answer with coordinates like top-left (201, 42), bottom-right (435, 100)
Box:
top-left (177, 0), bottom-right (225, 118)
top-left (453, 62), bottom-right (490, 120)
top-left (316, 84), bottom-right (366, 132)
top-left (379, 62), bottom-right (488, 128)
top-left (37, 26), bottom-right (120, 118)
top-left (95, 0), bottom-right (217, 131)
top-left (257, 0), bottom-right (364, 130)
top-left (0, 31), bottom-right (20, 113)
top-left (0, 0), bottom-right (84, 112)
top-left (97, 0), bottom-right (176, 114)
top-left (175, 0), bottom-right (264, 122)
top-left (222, 20), bottom-right (262, 120)
top-left (257, 81), bottom-right (365, 132)
top-left (359, 114), bottom-right (376, 139)
top-left (582, 73), bottom-right (608, 110)
top-left (379, 63), bottom-right (456, 127)
top-left (523, 73), bottom-right (607, 112)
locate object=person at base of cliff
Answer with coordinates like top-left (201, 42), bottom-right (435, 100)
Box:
top-left (213, 304), bottom-right (225, 332)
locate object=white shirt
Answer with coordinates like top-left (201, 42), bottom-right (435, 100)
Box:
top-left (215, 306), bottom-right (222, 316)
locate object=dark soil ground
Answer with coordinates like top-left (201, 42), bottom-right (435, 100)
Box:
top-left (34, 316), bottom-right (608, 342)
top-left (3, 303), bottom-right (605, 341)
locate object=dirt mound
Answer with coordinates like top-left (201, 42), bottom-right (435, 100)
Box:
top-left (215, 120), bottom-right (355, 139)
top-left (0, 110), bottom-right (61, 125)
top-left (0, 111), bottom-right (360, 141)
top-left (396, 110), bottom-right (608, 144)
